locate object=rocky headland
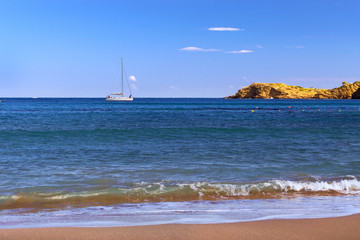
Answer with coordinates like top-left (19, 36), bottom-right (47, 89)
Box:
top-left (226, 81), bottom-right (360, 99)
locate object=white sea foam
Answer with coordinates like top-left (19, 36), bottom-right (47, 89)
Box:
top-left (0, 195), bottom-right (20, 200)
top-left (272, 178), bottom-right (360, 194)
top-left (169, 177), bottom-right (360, 197)
top-left (47, 191), bottom-right (105, 200)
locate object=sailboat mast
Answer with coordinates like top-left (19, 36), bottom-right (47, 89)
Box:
top-left (121, 57), bottom-right (124, 96)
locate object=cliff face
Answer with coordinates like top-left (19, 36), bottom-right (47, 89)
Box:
top-left (352, 88), bottom-right (360, 99)
top-left (314, 82), bottom-right (360, 99)
top-left (226, 82), bottom-right (360, 99)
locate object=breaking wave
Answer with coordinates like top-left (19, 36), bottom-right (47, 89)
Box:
top-left (1, 177), bottom-right (359, 212)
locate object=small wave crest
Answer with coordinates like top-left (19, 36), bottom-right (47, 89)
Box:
top-left (177, 177), bottom-right (360, 197)
top-left (272, 178), bottom-right (360, 194)
top-left (1, 177), bottom-right (359, 212)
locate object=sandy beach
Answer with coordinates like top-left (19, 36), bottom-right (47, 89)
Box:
top-left (1, 214), bottom-right (359, 240)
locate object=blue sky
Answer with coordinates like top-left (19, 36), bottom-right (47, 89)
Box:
top-left (1, 0), bottom-right (359, 97)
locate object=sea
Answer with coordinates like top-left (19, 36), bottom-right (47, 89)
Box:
top-left (1, 98), bottom-right (360, 228)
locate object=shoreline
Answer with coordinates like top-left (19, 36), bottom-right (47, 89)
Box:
top-left (1, 214), bottom-right (360, 240)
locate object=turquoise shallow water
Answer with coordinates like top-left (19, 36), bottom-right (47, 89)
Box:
top-left (1, 98), bottom-right (360, 227)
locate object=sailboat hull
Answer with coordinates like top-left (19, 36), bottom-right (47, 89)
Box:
top-left (106, 97), bottom-right (134, 101)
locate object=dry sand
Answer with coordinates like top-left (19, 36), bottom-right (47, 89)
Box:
top-left (1, 214), bottom-right (359, 240)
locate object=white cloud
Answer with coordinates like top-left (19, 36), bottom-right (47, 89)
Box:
top-left (131, 84), bottom-right (138, 90)
top-left (256, 45), bottom-right (263, 49)
top-left (129, 76), bottom-right (136, 82)
top-left (170, 86), bottom-right (179, 90)
top-left (208, 27), bottom-right (244, 31)
top-left (179, 46), bottom-right (220, 52)
top-left (226, 50), bottom-right (253, 53)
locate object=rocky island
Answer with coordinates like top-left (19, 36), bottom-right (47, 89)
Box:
top-left (226, 81), bottom-right (360, 99)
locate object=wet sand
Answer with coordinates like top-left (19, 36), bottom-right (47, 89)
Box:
top-left (1, 214), bottom-right (359, 240)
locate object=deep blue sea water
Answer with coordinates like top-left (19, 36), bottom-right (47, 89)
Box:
top-left (1, 98), bottom-right (360, 228)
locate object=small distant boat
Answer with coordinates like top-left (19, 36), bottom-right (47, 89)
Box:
top-left (106, 57), bottom-right (133, 102)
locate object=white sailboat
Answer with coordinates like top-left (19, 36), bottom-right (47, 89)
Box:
top-left (106, 57), bottom-right (134, 101)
